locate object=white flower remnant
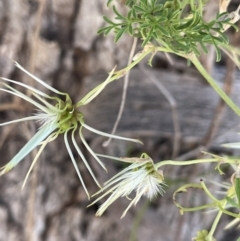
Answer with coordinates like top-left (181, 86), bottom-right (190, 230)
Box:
top-left (89, 154), bottom-right (166, 218)
top-left (0, 62), bottom-right (142, 199)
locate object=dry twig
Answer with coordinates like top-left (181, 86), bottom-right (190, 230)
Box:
top-left (139, 64), bottom-right (181, 159)
top-left (103, 37), bottom-right (138, 147)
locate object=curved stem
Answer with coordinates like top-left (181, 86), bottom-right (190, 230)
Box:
top-left (103, 37), bottom-right (138, 147)
top-left (200, 180), bottom-right (220, 203)
top-left (178, 203), bottom-right (217, 212)
top-left (155, 159), bottom-right (220, 169)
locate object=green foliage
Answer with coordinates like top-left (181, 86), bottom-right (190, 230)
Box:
top-left (235, 177), bottom-right (240, 206)
top-left (100, 0), bottom-right (236, 61)
top-left (225, 196), bottom-right (239, 209)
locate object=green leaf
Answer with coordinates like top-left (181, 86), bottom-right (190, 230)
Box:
top-left (170, 9), bottom-right (181, 19)
top-left (191, 25), bottom-right (203, 31)
top-left (97, 26), bottom-right (110, 35)
top-left (103, 16), bottom-right (116, 25)
top-left (212, 35), bottom-right (225, 44)
top-left (169, 25), bottom-right (179, 35)
top-left (141, 0), bottom-right (148, 7)
top-left (217, 11), bottom-right (229, 19)
top-left (127, 9), bottom-right (132, 19)
top-left (176, 18), bottom-right (194, 30)
top-left (139, 0), bottom-right (149, 10)
top-left (140, 23), bottom-right (151, 28)
top-left (161, 8), bottom-right (169, 18)
top-left (190, 13), bottom-right (201, 27)
top-left (113, 5), bottom-right (126, 20)
top-left (128, 24), bottom-right (133, 35)
top-left (202, 34), bottom-right (212, 42)
top-left (104, 26), bottom-right (114, 36)
top-left (191, 44), bottom-right (201, 56)
top-left (152, 31), bottom-right (158, 39)
top-left (155, 17), bottom-right (168, 23)
top-left (152, 4), bottom-right (163, 15)
top-left (145, 15), bottom-right (156, 22)
top-left (225, 196), bottom-right (239, 208)
top-left (164, 1), bottom-right (173, 8)
top-left (133, 5), bottom-right (146, 13)
top-left (156, 25), bottom-right (171, 37)
top-left (142, 27), bottom-right (154, 46)
top-left (114, 26), bottom-right (128, 42)
top-left (107, 0), bottom-right (113, 7)
top-left (214, 44), bottom-right (221, 62)
top-left (206, 19), bottom-right (216, 29)
top-left (216, 32), bottom-right (229, 44)
top-left (126, 0), bottom-right (134, 6)
top-left (171, 41), bottom-right (186, 51)
top-left (149, 0), bottom-right (158, 9)
top-left (235, 177), bottom-right (240, 206)
top-left (132, 8), bottom-right (137, 19)
top-left (199, 42), bottom-right (208, 54)
top-left (98, 26), bottom-right (115, 36)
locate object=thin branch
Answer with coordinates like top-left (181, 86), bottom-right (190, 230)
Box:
top-left (0, 124), bottom-right (16, 148)
top-left (27, 0), bottom-right (46, 93)
top-left (139, 63), bottom-right (181, 159)
top-left (24, 122), bottom-right (39, 241)
top-left (201, 22), bottom-right (240, 150)
top-left (0, 101), bottom-right (24, 111)
top-left (26, 1), bottom-right (47, 241)
top-left (178, 23), bottom-right (240, 167)
top-left (103, 37), bottom-right (138, 147)
top-left (201, 57), bottom-right (236, 148)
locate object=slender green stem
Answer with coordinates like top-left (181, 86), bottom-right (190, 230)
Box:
top-left (218, 203), bottom-right (240, 218)
top-left (200, 180), bottom-right (220, 203)
top-left (178, 203), bottom-right (217, 212)
top-left (113, 47), bottom-right (158, 77)
top-left (198, 0), bottom-right (203, 16)
top-left (110, 46), bottom-right (170, 79)
top-left (75, 47), bottom-right (155, 108)
top-left (207, 209), bottom-right (223, 241)
top-left (190, 54), bottom-right (240, 117)
top-left (155, 159), bottom-right (221, 169)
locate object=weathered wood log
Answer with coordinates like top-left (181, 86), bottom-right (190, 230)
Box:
top-left (82, 67), bottom-right (240, 147)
